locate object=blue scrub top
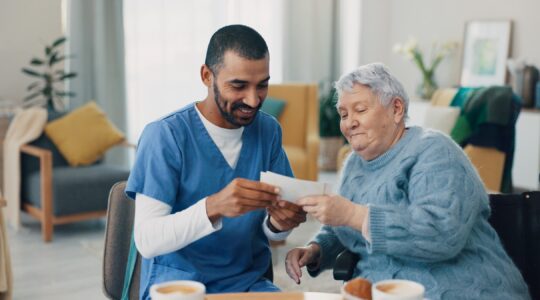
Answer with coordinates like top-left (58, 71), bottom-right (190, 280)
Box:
top-left (126, 103), bottom-right (293, 298)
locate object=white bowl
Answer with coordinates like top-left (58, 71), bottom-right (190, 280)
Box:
top-left (150, 280), bottom-right (206, 300)
top-left (372, 279), bottom-right (424, 300)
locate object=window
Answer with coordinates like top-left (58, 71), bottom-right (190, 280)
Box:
top-left (123, 0), bottom-right (285, 142)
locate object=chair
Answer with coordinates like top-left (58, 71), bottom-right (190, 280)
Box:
top-left (333, 249), bottom-right (360, 281)
top-left (102, 182), bottom-right (274, 300)
top-left (19, 112), bottom-right (131, 242)
top-left (267, 84), bottom-right (319, 181)
top-left (489, 192), bottom-right (540, 299)
top-left (103, 181), bottom-right (141, 300)
top-left (332, 192), bottom-right (540, 299)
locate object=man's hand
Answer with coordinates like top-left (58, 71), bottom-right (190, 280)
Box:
top-left (267, 201), bottom-right (307, 232)
top-left (206, 178), bottom-right (279, 223)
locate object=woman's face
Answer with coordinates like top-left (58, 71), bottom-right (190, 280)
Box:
top-left (338, 84), bottom-right (405, 161)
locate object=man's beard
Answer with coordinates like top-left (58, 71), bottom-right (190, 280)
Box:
top-left (213, 82), bottom-right (261, 127)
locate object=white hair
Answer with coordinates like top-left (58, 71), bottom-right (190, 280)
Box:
top-left (334, 63), bottom-right (409, 117)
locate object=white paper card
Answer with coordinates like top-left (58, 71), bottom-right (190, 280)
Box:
top-left (260, 171), bottom-right (330, 203)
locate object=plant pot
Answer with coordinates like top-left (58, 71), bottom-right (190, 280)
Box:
top-left (318, 136), bottom-right (344, 171)
top-left (416, 74), bottom-right (438, 101)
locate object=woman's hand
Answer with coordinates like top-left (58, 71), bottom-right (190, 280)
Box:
top-left (285, 243), bottom-right (321, 284)
top-left (297, 195), bottom-right (367, 230)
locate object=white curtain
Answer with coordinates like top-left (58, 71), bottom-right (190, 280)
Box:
top-left (123, 0), bottom-right (363, 144)
top-left (123, 0), bottom-right (285, 144)
top-left (65, 0), bottom-right (127, 166)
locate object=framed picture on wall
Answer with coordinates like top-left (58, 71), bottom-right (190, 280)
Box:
top-left (460, 20), bottom-right (512, 87)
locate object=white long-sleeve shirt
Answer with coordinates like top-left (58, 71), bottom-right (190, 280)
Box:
top-left (134, 105), bottom-right (291, 258)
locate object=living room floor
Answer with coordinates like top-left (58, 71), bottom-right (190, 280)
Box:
top-left (7, 171), bottom-right (341, 300)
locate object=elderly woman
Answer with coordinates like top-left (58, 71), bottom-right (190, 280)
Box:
top-left (286, 63), bottom-right (530, 299)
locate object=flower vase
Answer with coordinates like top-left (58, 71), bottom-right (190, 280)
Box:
top-left (416, 74), bottom-right (438, 101)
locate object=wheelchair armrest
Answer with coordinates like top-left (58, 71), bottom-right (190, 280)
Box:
top-left (333, 249), bottom-right (361, 281)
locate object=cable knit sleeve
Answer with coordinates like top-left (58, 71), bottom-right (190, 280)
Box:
top-left (367, 137), bottom-right (489, 263)
top-left (310, 226), bottom-right (346, 276)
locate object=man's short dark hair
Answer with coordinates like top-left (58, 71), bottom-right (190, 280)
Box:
top-left (205, 24), bottom-right (268, 74)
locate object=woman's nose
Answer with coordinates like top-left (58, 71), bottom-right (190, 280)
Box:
top-left (346, 117), bottom-right (359, 130)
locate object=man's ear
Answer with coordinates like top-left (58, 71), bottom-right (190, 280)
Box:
top-left (392, 97), bottom-right (406, 123)
top-left (200, 64), bottom-right (213, 88)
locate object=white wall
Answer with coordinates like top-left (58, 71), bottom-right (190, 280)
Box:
top-left (0, 0), bottom-right (63, 104)
top-left (282, 0), bottom-right (334, 83)
top-left (359, 0), bottom-right (540, 100)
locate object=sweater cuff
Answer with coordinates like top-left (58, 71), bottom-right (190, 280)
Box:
top-left (367, 205), bottom-right (387, 254)
top-left (312, 236), bottom-right (342, 274)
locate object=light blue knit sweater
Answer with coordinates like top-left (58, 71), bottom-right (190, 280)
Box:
top-left (312, 126), bottom-right (530, 300)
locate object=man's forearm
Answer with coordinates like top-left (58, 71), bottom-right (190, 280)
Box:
top-left (134, 194), bottom-right (221, 258)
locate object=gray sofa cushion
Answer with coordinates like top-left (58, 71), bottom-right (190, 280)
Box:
top-left (21, 165), bottom-right (129, 216)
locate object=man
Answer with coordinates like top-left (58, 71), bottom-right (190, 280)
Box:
top-left (126, 24), bottom-right (306, 299)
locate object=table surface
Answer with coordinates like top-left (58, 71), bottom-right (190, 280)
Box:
top-left (206, 292), bottom-right (342, 300)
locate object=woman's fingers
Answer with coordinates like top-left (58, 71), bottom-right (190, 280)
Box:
top-left (285, 252), bottom-right (301, 284)
top-left (296, 196), bottom-right (319, 207)
top-left (291, 254), bottom-right (302, 283)
top-left (301, 205), bottom-right (319, 214)
top-left (298, 250), bottom-right (311, 267)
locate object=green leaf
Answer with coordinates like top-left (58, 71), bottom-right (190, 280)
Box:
top-left (55, 91), bottom-right (76, 97)
top-left (52, 55), bottom-right (67, 64)
top-left (45, 46), bottom-right (51, 56)
top-left (21, 68), bottom-right (43, 77)
top-left (48, 52), bottom-right (58, 66)
top-left (56, 72), bottom-right (77, 81)
top-left (51, 37), bottom-right (66, 48)
top-left (30, 58), bottom-right (44, 65)
top-left (24, 91), bottom-right (42, 101)
top-left (27, 81), bottom-right (41, 91)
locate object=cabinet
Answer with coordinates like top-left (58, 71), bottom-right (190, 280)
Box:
top-left (513, 109), bottom-right (540, 190)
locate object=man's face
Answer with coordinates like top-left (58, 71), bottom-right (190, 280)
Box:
top-left (211, 51), bottom-right (270, 128)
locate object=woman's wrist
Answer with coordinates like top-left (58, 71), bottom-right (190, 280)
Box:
top-left (306, 242), bottom-right (322, 269)
top-left (344, 202), bottom-right (368, 231)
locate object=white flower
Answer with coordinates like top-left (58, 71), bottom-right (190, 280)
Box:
top-left (403, 37), bottom-right (418, 54)
top-left (393, 37), bottom-right (458, 74)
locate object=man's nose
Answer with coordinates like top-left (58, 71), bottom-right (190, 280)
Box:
top-left (243, 90), bottom-right (260, 108)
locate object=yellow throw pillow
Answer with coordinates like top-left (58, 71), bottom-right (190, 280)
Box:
top-left (45, 101), bottom-right (124, 166)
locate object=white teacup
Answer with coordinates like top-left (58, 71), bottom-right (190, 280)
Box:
top-left (150, 280), bottom-right (205, 300)
top-left (372, 279), bottom-right (424, 300)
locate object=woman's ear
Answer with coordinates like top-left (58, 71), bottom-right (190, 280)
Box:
top-left (392, 97), bottom-right (406, 123)
top-left (200, 64), bottom-right (213, 88)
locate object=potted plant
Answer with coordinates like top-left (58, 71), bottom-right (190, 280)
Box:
top-left (21, 36), bottom-right (77, 112)
top-left (319, 85), bottom-right (345, 171)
